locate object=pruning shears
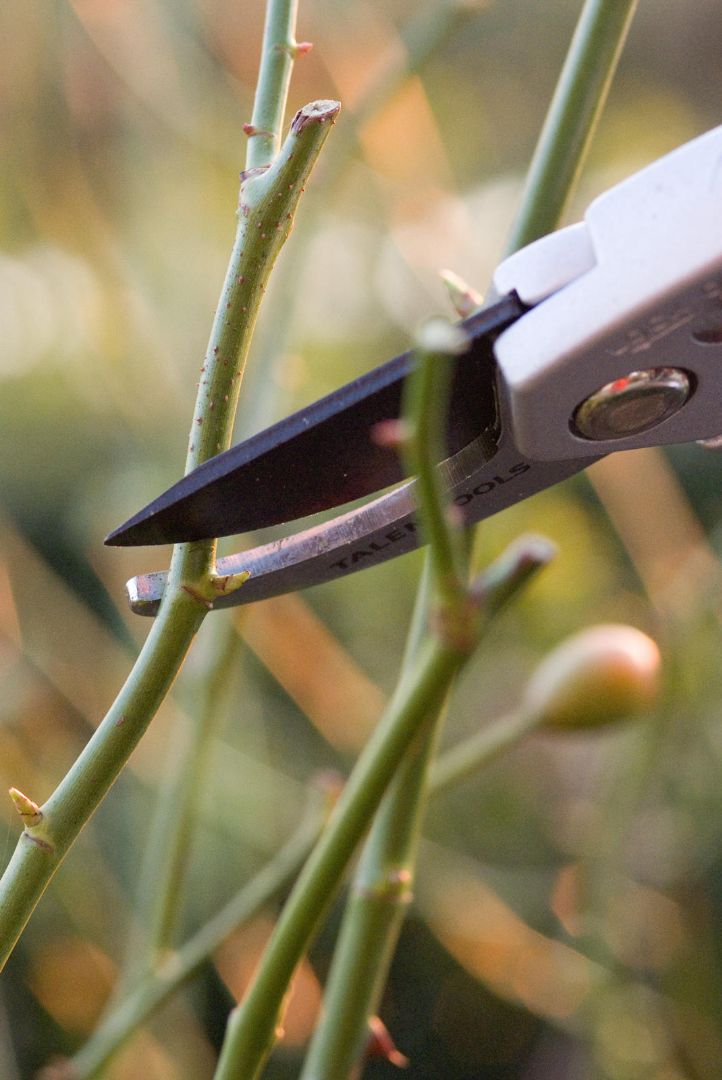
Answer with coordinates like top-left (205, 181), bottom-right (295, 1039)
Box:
top-left (107, 126), bottom-right (722, 615)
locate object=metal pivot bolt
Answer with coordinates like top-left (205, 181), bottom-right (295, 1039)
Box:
top-left (572, 367), bottom-right (692, 441)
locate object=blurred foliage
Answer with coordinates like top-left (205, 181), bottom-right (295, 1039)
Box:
top-left (2, 1), bottom-right (722, 1077)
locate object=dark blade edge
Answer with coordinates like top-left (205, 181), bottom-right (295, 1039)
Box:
top-left (106, 292), bottom-right (527, 546)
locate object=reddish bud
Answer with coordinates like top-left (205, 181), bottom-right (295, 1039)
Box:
top-left (439, 268), bottom-right (484, 318)
top-left (371, 418), bottom-right (410, 448)
top-left (524, 624), bottom-right (662, 730)
top-left (366, 1016), bottom-right (409, 1068)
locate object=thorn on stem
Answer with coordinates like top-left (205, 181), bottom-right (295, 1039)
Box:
top-left (211, 571), bottom-right (251, 596)
top-left (276, 40), bottom-right (314, 59)
top-left (9, 787), bottom-right (42, 827)
top-left (439, 268), bottom-right (484, 318)
top-left (365, 1017), bottom-right (409, 1068)
top-left (243, 123), bottom-right (275, 138)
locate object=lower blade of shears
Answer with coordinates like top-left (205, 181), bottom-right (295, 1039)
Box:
top-left (127, 407), bottom-right (599, 614)
top-left (106, 293), bottom-right (526, 546)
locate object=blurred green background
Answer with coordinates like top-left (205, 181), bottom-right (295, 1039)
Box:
top-left (3, 1), bottom-right (722, 1077)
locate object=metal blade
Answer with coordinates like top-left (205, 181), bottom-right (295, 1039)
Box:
top-left (127, 384), bottom-right (600, 614)
top-left (105, 293), bottom-right (526, 546)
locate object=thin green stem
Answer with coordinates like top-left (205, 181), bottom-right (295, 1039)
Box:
top-left (68, 803), bottom-right (325, 1080)
top-left (402, 322), bottom-right (469, 607)
top-left (138, 619), bottom-right (242, 967)
top-left (246, 0), bottom-right (300, 171)
top-left (183, 100), bottom-right (340, 488)
top-left (213, 635), bottom-right (466, 1080)
top-left (296, 329), bottom-right (473, 1079)
top-left (111, 0), bottom-right (323, 986)
top-left (429, 707), bottom-right (542, 796)
top-left (504, 0), bottom-right (639, 255)
top-left (299, 702), bottom-right (449, 1080)
top-left (0, 96), bottom-right (339, 985)
top-left (299, 541), bottom-right (552, 1080)
top-left (107, 623), bottom-right (239, 1001)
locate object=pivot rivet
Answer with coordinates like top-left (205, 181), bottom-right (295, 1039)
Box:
top-left (572, 367), bottom-right (691, 441)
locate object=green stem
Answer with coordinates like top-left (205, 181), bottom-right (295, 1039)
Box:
top-left (429, 707), bottom-right (543, 796)
top-left (215, 317), bottom-right (473, 1080)
top-left (294, 332), bottom-right (476, 1077)
top-left (299, 544), bottom-right (551, 1080)
top-left (299, 698), bottom-right (449, 1080)
top-left (0, 95), bottom-right (339, 982)
top-left (504, 0), bottom-right (639, 255)
top-left (246, 0), bottom-right (300, 171)
top-left (138, 619), bottom-right (242, 968)
top-left (213, 635), bottom-right (467, 1080)
top-left (68, 804), bottom-right (325, 1080)
top-left (298, 530), bottom-right (442, 1080)
top-left (402, 323), bottom-right (469, 608)
top-left (183, 99), bottom-right (340, 487)
top-left (118, 0), bottom-right (319, 984)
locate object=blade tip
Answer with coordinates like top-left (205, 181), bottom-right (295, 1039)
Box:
top-left (104, 515), bottom-right (165, 547)
top-left (104, 526), bottom-right (130, 547)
